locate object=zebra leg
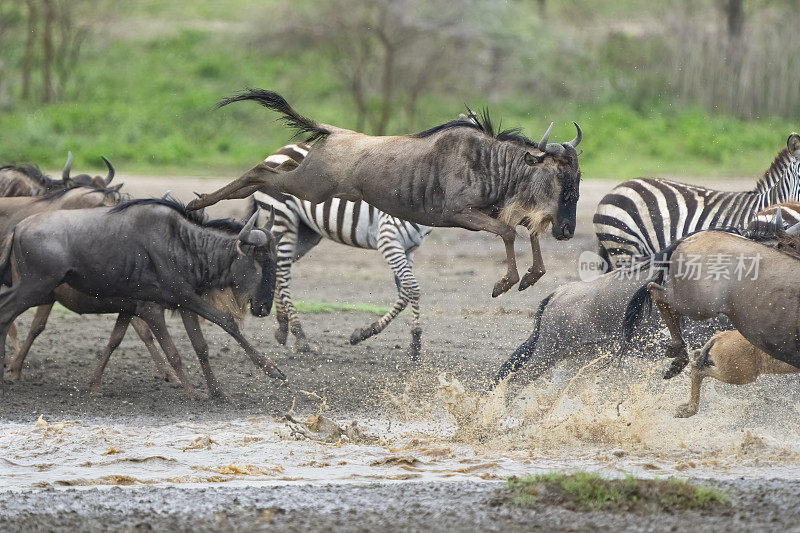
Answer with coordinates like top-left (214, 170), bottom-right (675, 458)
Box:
top-left (273, 227), bottom-right (312, 353)
top-left (273, 295), bottom-right (290, 346)
top-left (350, 235), bottom-right (419, 358)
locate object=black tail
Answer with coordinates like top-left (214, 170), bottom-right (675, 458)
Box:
top-left (217, 88), bottom-right (331, 142)
top-left (0, 230), bottom-right (15, 286)
top-left (489, 292), bottom-right (554, 389)
top-left (622, 283), bottom-right (653, 342)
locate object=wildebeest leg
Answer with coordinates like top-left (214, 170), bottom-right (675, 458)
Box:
top-left (674, 358), bottom-right (705, 418)
top-left (0, 284), bottom-right (58, 386)
top-left (176, 293), bottom-right (286, 381)
top-left (135, 305), bottom-right (206, 399)
top-left (518, 234), bottom-right (546, 292)
top-left (188, 162), bottom-right (330, 211)
top-left (450, 209), bottom-right (519, 297)
top-left (6, 322), bottom-right (20, 361)
top-left (7, 303), bottom-right (54, 381)
top-left (351, 239), bottom-right (421, 360)
top-left (129, 317), bottom-right (181, 385)
top-left (180, 311), bottom-right (227, 399)
top-left (648, 282), bottom-right (689, 379)
top-left (88, 313), bottom-right (133, 395)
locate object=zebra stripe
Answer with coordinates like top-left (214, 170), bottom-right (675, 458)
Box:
top-left (251, 142), bottom-right (432, 356)
top-left (594, 144), bottom-right (800, 266)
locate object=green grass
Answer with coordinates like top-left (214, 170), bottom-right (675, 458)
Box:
top-left (293, 300), bottom-right (390, 315)
top-left (0, 2), bottom-right (795, 181)
top-left (504, 473), bottom-right (730, 513)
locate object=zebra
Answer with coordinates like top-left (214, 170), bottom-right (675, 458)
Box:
top-left (251, 142), bottom-right (432, 359)
top-left (593, 132), bottom-right (800, 268)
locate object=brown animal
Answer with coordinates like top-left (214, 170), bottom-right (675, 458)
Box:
top-left (187, 90), bottom-right (582, 297)
top-left (675, 329), bottom-right (800, 418)
top-left (623, 227), bottom-right (800, 379)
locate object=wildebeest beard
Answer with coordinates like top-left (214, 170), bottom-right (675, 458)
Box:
top-left (498, 147), bottom-right (580, 237)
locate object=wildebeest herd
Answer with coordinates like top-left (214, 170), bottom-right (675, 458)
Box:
top-left (2, 88), bottom-right (800, 418)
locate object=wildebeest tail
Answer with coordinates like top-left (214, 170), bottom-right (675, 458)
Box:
top-left (217, 88), bottom-right (331, 142)
top-left (489, 292), bottom-right (554, 389)
top-left (0, 230), bottom-right (15, 286)
top-left (621, 239), bottom-right (683, 341)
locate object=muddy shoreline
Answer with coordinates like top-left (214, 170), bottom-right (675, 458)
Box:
top-left (2, 479), bottom-right (799, 532)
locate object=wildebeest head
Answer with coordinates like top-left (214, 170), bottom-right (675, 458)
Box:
top-left (496, 121), bottom-right (582, 240)
top-left (231, 203), bottom-right (277, 317)
top-left (61, 151), bottom-right (119, 191)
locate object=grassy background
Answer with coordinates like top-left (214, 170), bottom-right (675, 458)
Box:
top-left (0, 0), bottom-right (796, 181)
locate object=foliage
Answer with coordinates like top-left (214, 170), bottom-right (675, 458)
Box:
top-left (0, 0), bottom-right (797, 179)
top-left (294, 300), bottom-right (390, 315)
top-left (504, 472), bottom-right (730, 513)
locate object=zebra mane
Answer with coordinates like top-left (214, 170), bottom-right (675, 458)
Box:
top-left (754, 148), bottom-right (794, 194)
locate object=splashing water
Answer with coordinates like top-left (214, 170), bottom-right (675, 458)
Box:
top-left (4, 358), bottom-right (800, 491)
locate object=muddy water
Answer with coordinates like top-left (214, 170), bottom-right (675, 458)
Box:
top-left (5, 359), bottom-right (800, 491)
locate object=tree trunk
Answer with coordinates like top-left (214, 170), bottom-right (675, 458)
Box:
top-left (41, 0), bottom-right (55, 102)
top-left (375, 42), bottom-right (394, 136)
top-left (725, 0), bottom-right (743, 40)
top-left (22, 0), bottom-right (37, 101)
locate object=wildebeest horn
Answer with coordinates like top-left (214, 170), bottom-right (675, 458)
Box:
top-left (568, 122), bottom-right (582, 148)
top-left (238, 210), bottom-right (269, 246)
top-left (62, 151), bottom-right (73, 181)
top-left (786, 222), bottom-right (800, 235)
top-left (773, 206), bottom-right (784, 228)
top-left (101, 156), bottom-right (115, 185)
top-left (538, 122), bottom-right (554, 152)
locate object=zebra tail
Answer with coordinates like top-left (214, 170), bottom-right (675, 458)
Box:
top-left (489, 291), bottom-right (554, 388)
top-left (217, 88), bottom-right (331, 142)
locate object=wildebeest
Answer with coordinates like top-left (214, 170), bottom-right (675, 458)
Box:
top-left (0, 151), bottom-right (118, 197)
top-left (674, 329), bottom-right (800, 418)
top-left (251, 141), bottom-right (431, 357)
top-left (623, 226), bottom-right (800, 379)
top-left (594, 132), bottom-right (800, 268)
top-left (187, 89), bottom-right (582, 297)
top-left (490, 269), bottom-right (722, 388)
top-left (0, 198), bottom-right (284, 394)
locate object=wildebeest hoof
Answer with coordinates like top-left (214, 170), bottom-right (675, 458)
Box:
top-left (267, 365), bottom-right (287, 381)
top-left (665, 344), bottom-right (687, 359)
top-left (209, 388), bottom-right (230, 402)
top-left (6, 368), bottom-right (22, 382)
top-left (186, 388), bottom-right (209, 400)
top-left (186, 196), bottom-right (205, 211)
top-left (492, 275), bottom-right (518, 298)
top-left (89, 385), bottom-right (103, 396)
top-left (674, 403), bottom-right (698, 418)
top-left (518, 268), bottom-right (545, 291)
top-left (663, 355), bottom-right (690, 379)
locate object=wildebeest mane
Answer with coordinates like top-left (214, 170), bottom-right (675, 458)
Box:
top-left (217, 88), bottom-right (331, 143)
top-left (0, 164), bottom-right (53, 185)
top-left (110, 196), bottom-right (244, 233)
top-left (36, 182), bottom-right (122, 202)
top-left (412, 107), bottom-right (536, 147)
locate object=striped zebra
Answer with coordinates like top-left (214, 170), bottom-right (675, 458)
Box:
top-left (251, 142), bottom-right (432, 358)
top-left (594, 133), bottom-right (800, 267)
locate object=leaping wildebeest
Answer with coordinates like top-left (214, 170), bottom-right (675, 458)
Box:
top-left (251, 141), bottom-right (432, 357)
top-left (623, 225), bottom-right (800, 379)
top-left (0, 198), bottom-right (285, 393)
top-left (187, 89), bottom-right (583, 297)
top-left (594, 132), bottom-right (800, 268)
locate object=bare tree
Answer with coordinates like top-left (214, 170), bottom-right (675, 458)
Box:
top-left (263, 0), bottom-right (489, 134)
